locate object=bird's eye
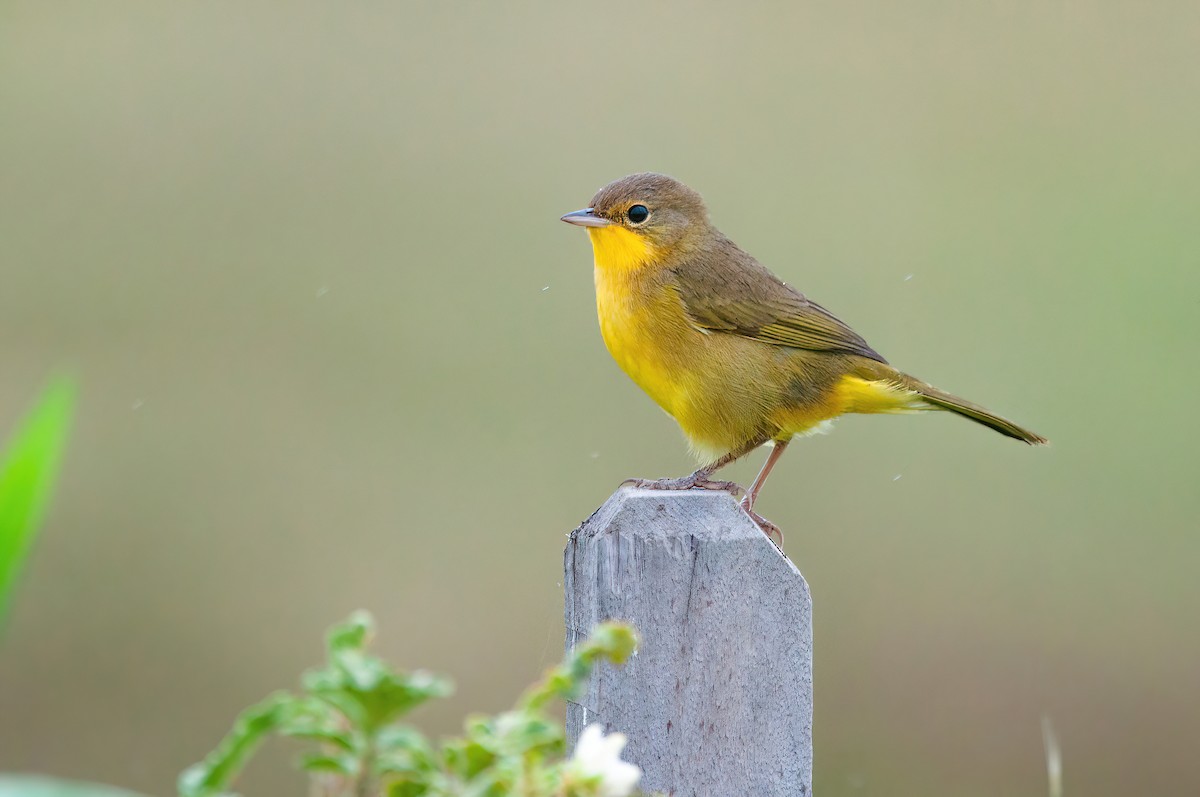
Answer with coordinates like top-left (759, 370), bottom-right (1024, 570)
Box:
top-left (627, 204), bottom-right (650, 224)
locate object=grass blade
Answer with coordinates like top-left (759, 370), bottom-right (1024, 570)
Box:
top-left (1041, 714), bottom-right (1063, 797)
top-left (0, 377), bottom-right (76, 626)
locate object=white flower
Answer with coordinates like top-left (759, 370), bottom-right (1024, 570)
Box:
top-left (569, 723), bottom-right (642, 797)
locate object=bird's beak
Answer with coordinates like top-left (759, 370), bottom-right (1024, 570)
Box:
top-left (560, 208), bottom-right (613, 228)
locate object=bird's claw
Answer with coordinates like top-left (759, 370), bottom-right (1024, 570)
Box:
top-left (740, 499), bottom-right (784, 548)
top-left (621, 475), bottom-right (744, 497)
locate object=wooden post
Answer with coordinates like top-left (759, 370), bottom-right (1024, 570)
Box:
top-left (565, 488), bottom-right (814, 797)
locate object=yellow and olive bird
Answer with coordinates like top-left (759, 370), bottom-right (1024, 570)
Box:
top-left (562, 173), bottom-right (1046, 543)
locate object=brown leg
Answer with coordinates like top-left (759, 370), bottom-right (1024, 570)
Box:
top-left (622, 435), bottom-right (770, 498)
top-left (741, 439), bottom-right (790, 512)
top-left (737, 439), bottom-right (790, 547)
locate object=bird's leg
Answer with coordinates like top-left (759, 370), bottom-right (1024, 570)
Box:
top-left (740, 439), bottom-right (790, 512)
top-left (621, 436), bottom-right (769, 497)
top-left (739, 439), bottom-right (790, 545)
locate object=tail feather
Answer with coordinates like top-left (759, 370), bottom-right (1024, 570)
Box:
top-left (903, 376), bottom-right (1048, 445)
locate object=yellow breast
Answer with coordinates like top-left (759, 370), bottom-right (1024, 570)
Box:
top-left (587, 225), bottom-right (654, 274)
top-left (588, 226), bottom-right (692, 417)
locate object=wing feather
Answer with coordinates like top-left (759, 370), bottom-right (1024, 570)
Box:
top-left (671, 236), bottom-right (887, 363)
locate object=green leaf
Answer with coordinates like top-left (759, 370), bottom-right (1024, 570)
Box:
top-left (0, 777), bottom-right (147, 797)
top-left (177, 692), bottom-right (292, 797)
top-left (305, 667), bottom-right (450, 732)
top-left (586, 622), bottom-right (638, 665)
top-left (374, 725), bottom-right (438, 775)
top-left (459, 776), bottom-right (508, 797)
top-left (441, 736), bottom-right (498, 782)
top-left (279, 726), bottom-right (356, 752)
top-left (298, 753), bottom-right (358, 776)
top-left (303, 613), bottom-right (452, 732)
top-left (492, 712), bottom-right (563, 757)
top-left (277, 695), bottom-right (355, 751)
top-left (0, 377), bottom-right (75, 626)
top-left (519, 622), bottom-right (638, 711)
top-left (384, 778), bottom-right (430, 797)
top-left (326, 609), bottom-right (374, 655)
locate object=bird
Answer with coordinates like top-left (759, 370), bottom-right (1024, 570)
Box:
top-left (561, 173), bottom-right (1046, 543)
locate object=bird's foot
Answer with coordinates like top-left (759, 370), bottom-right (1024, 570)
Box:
top-left (740, 499), bottom-right (784, 548)
top-left (621, 473), bottom-right (744, 497)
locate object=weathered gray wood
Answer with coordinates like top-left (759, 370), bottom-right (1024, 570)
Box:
top-left (565, 487), bottom-right (813, 797)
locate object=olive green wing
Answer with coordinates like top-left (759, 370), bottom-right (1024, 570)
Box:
top-left (671, 237), bottom-right (887, 363)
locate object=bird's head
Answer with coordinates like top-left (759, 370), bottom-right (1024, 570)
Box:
top-left (561, 173), bottom-right (711, 272)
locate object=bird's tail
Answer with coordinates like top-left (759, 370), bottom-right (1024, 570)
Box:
top-left (901, 374), bottom-right (1048, 445)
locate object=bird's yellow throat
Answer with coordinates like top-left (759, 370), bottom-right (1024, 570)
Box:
top-left (587, 226), bottom-right (655, 273)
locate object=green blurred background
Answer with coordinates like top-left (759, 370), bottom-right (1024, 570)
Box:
top-left (2, 3), bottom-right (1198, 795)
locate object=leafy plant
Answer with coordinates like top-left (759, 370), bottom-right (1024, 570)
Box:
top-left (0, 377), bottom-right (76, 628)
top-left (178, 612), bottom-right (642, 797)
top-left (0, 381), bottom-right (648, 797)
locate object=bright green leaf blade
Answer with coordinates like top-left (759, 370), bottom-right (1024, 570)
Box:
top-left (0, 775), bottom-right (148, 797)
top-left (0, 377), bottom-right (76, 625)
